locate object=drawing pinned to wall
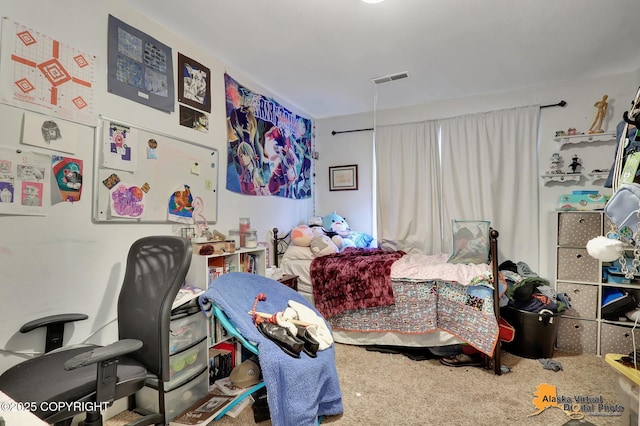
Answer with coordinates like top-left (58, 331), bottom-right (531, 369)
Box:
top-left (167, 183), bottom-right (194, 223)
top-left (179, 105), bottom-right (209, 133)
top-left (0, 146), bottom-right (50, 216)
top-left (107, 15), bottom-right (174, 112)
top-left (109, 181), bottom-right (146, 219)
top-left (0, 17), bottom-right (96, 126)
top-left (21, 111), bottom-right (79, 154)
top-left (178, 53), bottom-right (211, 113)
top-left (147, 138), bottom-right (158, 159)
top-left (52, 156), bottom-right (83, 203)
top-left (102, 121), bottom-right (137, 172)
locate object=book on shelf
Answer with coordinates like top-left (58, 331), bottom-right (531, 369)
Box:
top-left (240, 253), bottom-right (258, 274)
top-left (208, 344), bottom-right (234, 387)
top-left (168, 391), bottom-right (234, 425)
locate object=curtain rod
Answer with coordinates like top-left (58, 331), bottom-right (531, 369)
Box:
top-left (331, 101), bottom-right (567, 135)
top-left (541, 100), bottom-right (567, 109)
top-left (331, 128), bottom-right (373, 135)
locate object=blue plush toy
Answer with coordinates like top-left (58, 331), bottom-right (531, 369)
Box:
top-left (322, 212), bottom-right (351, 237)
top-left (320, 212), bottom-right (375, 250)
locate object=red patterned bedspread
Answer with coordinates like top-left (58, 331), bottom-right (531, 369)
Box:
top-left (310, 248), bottom-right (405, 318)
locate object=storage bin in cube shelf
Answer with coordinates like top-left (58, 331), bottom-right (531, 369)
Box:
top-left (557, 247), bottom-right (599, 283)
top-left (556, 317), bottom-right (598, 354)
top-left (500, 306), bottom-right (561, 359)
top-left (557, 212), bottom-right (603, 246)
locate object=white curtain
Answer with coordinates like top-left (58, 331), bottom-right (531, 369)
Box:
top-left (439, 105), bottom-right (540, 264)
top-left (375, 105), bottom-right (540, 266)
top-left (375, 121), bottom-right (441, 253)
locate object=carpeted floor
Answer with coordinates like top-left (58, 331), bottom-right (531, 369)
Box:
top-left (106, 343), bottom-right (632, 425)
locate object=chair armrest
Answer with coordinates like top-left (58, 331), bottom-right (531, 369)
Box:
top-left (63, 339), bottom-right (143, 370)
top-left (20, 313), bottom-right (89, 353)
top-left (20, 313), bottom-right (88, 333)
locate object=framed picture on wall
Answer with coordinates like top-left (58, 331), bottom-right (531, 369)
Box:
top-left (177, 53), bottom-right (211, 113)
top-left (329, 165), bottom-right (358, 191)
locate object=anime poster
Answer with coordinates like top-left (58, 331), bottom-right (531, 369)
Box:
top-left (0, 146), bottom-right (50, 216)
top-left (101, 121), bottom-right (137, 172)
top-left (51, 155), bottom-right (83, 203)
top-left (224, 73), bottom-right (312, 199)
top-left (0, 18), bottom-right (96, 126)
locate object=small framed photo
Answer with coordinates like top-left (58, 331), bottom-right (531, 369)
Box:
top-left (329, 165), bottom-right (358, 191)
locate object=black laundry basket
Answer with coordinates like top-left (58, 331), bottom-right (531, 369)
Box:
top-left (500, 306), bottom-right (560, 359)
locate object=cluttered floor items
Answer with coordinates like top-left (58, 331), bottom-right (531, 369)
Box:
top-left (250, 292), bottom-right (332, 358)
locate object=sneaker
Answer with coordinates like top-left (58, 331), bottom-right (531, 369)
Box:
top-left (439, 353), bottom-right (482, 367)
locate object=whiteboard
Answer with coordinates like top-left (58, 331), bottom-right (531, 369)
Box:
top-left (92, 116), bottom-right (218, 224)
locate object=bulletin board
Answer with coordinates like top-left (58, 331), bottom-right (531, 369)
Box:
top-left (92, 116), bottom-right (218, 224)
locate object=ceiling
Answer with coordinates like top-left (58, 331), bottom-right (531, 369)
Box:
top-left (125, 0), bottom-right (640, 119)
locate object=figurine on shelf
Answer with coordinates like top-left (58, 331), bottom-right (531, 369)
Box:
top-left (568, 154), bottom-right (582, 174)
top-left (567, 128), bottom-right (577, 136)
top-left (548, 152), bottom-right (564, 174)
top-left (589, 94), bottom-right (608, 134)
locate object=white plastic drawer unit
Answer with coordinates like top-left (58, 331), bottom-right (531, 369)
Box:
top-left (166, 339), bottom-right (208, 391)
top-left (557, 248), bottom-right (599, 283)
top-left (135, 367), bottom-right (208, 422)
top-left (557, 212), bottom-right (602, 247)
top-left (169, 311), bottom-right (207, 355)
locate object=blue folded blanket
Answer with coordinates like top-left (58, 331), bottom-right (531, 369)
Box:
top-left (199, 272), bottom-right (343, 426)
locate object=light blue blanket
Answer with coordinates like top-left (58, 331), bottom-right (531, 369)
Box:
top-left (199, 272), bottom-right (343, 426)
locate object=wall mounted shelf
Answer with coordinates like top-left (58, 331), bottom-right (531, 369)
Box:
top-left (542, 173), bottom-right (582, 184)
top-left (553, 132), bottom-right (616, 148)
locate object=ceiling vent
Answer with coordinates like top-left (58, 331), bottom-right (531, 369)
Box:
top-left (371, 71), bottom-right (409, 85)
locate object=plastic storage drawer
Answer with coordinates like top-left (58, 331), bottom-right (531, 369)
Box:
top-left (169, 311), bottom-right (207, 355)
top-left (165, 339), bottom-right (207, 391)
top-left (135, 367), bottom-right (208, 422)
top-left (557, 212), bottom-right (602, 247)
top-left (555, 317), bottom-right (598, 354)
top-left (555, 282), bottom-right (598, 319)
top-left (600, 323), bottom-right (639, 356)
top-left (557, 248), bottom-right (599, 283)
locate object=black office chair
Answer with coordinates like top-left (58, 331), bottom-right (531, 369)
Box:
top-left (0, 235), bottom-right (192, 426)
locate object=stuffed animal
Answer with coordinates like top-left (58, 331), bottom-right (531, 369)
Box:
top-left (310, 232), bottom-right (339, 257)
top-left (322, 212), bottom-right (351, 237)
top-left (290, 225), bottom-right (314, 247)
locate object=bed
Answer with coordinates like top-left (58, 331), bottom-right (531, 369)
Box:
top-left (272, 226), bottom-right (504, 375)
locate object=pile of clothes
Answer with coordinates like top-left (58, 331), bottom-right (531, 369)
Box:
top-left (498, 260), bottom-right (571, 314)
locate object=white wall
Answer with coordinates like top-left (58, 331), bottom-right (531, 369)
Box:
top-left (0, 0), bottom-right (312, 373)
top-left (316, 72), bottom-right (638, 282)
